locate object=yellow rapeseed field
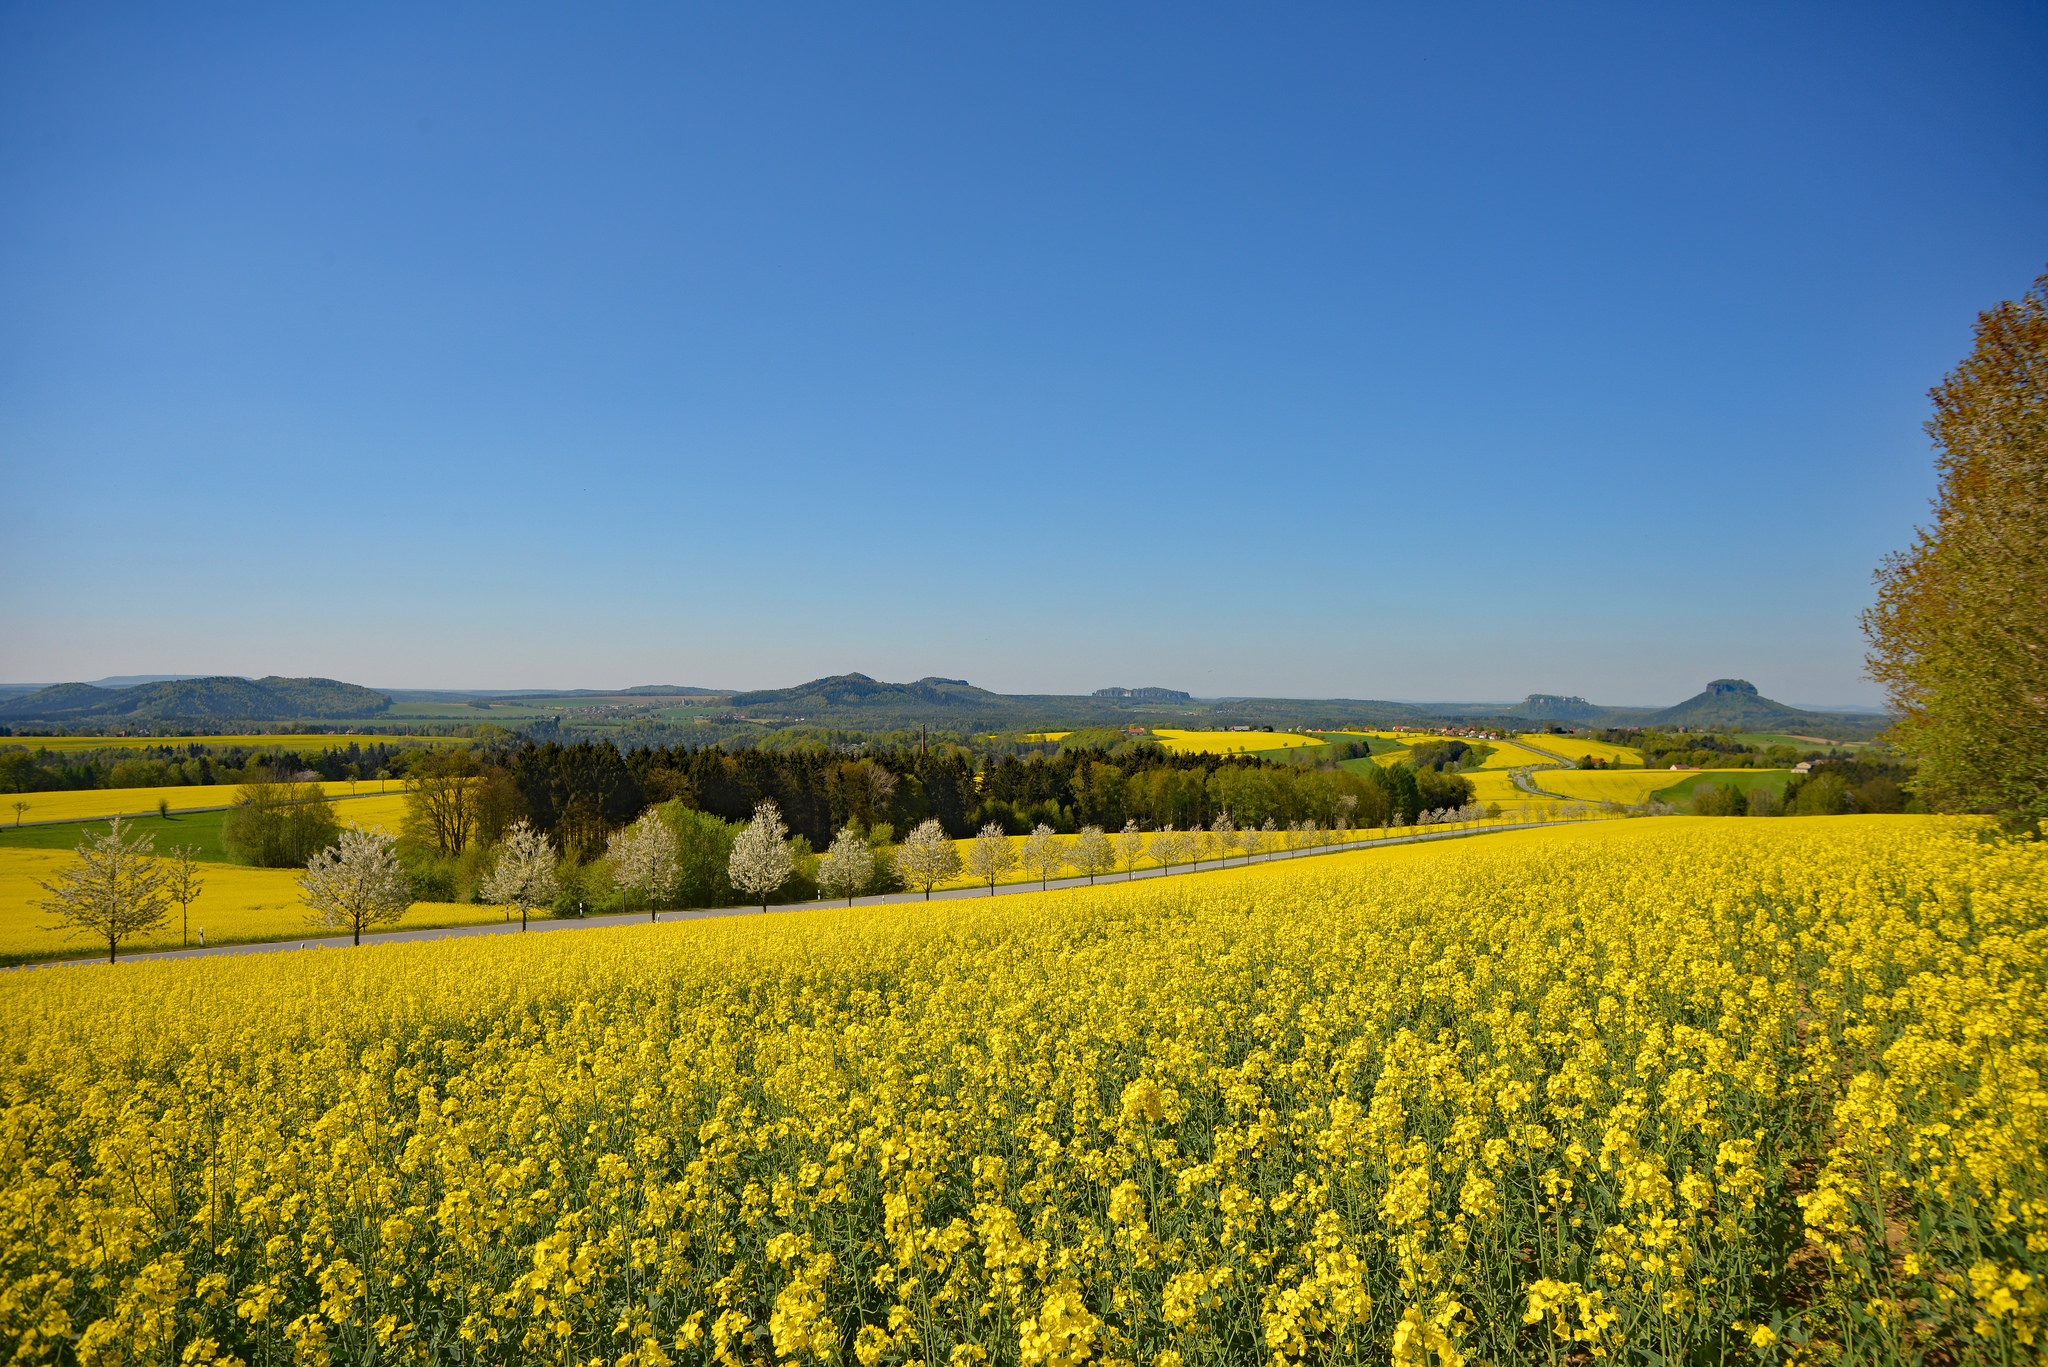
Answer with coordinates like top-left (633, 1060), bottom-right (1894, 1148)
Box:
top-left (1514, 735), bottom-right (1644, 767)
top-left (1535, 769), bottom-right (1771, 808)
top-left (1148, 730), bottom-right (1324, 756)
top-left (1457, 768), bottom-right (1544, 815)
top-left (1469, 741), bottom-right (1559, 770)
top-left (1, 780), bottom-right (411, 825)
top-left (0, 846), bottom-right (503, 961)
top-left (3, 815), bottom-right (2037, 1364)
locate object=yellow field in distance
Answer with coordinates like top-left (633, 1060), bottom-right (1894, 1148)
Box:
top-left (1015, 732), bottom-right (1072, 743)
top-left (1150, 728), bottom-right (1324, 755)
top-left (1514, 733), bottom-right (1643, 766)
top-left (1471, 739), bottom-right (1563, 769)
top-left (1460, 768), bottom-right (1544, 813)
top-left (1, 781), bottom-right (412, 826)
top-left (0, 846), bottom-right (504, 962)
top-left (1532, 767), bottom-right (1775, 806)
top-left (0, 733), bottom-right (458, 754)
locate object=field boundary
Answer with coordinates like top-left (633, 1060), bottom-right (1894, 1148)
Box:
top-left (13, 816), bottom-right (1616, 969)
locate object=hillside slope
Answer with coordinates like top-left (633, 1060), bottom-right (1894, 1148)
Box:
top-left (0, 676), bottom-right (391, 722)
top-left (1643, 679), bottom-right (1844, 730)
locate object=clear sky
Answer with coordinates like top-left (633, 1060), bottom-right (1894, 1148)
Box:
top-left (3, 3), bottom-right (2043, 706)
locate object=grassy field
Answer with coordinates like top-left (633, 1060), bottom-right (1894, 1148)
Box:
top-left (0, 808), bottom-right (238, 860)
top-left (0, 733), bottom-right (459, 754)
top-left (0, 779), bottom-right (408, 825)
top-left (1529, 768), bottom-right (1760, 806)
top-left (1149, 728), bottom-right (1325, 755)
top-left (1653, 768), bottom-right (1800, 806)
top-left (1732, 731), bottom-right (1872, 753)
top-left (3, 816), bottom-right (2034, 1363)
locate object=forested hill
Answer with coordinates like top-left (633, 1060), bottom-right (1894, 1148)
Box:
top-left (1642, 679), bottom-right (1845, 730)
top-left (0, 676), bottom-right (391, 722)
top-left (729, 674), bottom-right (1014, 716)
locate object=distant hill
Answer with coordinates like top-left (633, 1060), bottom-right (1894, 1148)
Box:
top-left (0, 676), bottom-right (391, 722)
top-left (729, 674), bottom-right (1016, 716)
top-left (1509, 694), bottom-right (1608, 722)
top-left (1642, 679), bottom-right (1842, 731)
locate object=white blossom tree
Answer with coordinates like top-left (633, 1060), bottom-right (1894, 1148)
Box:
top-left (1115, 819), bottom-right (1146, 879)
top-left (36, 815), bottom-right (172, 962)
top-left (1208, 813), bottom-right (1237, 867)
top-left (1020, 823), bottom-right (1065, 889)
top-left (1070, 826), bottom-right (1115, 884)
top-left (480, 820), bottom-right (560, 931)
top-left (1147, 825), bottom-right (1186, 875)
top-left (818, 826), bottom-right (872, 905)
top-left (963, 823), bottom-right (1017, 895)
top-left (894, 819), bottom-right (961, 900)
top-left (300, 825), bottom-right (413, 946)
top-left (729, 801), bottom-right (796, 912)
top-left (608, 810), bottom-right (682, 922)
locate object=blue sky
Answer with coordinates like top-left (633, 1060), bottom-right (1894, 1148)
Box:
top-left (3, 3), bottom-right (2042, 705)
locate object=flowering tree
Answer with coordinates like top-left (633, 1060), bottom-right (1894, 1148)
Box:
top-left (1147, 825), bottom-right (1186, 875)
top-left (1207, 813), bottom-right (1236, 868)
top-left (1115, 819), bottom-right (1146, 879)
top-left (608, 810), bottom-right (682, 921)
top-left (963, 823), bottom-right (1017, 895)
top-left (818, 827), bottom-right (872, 905)
top-left (481, 820), bottom-right (560, 931)
top-left (729, 801), bottom-right (796, 912)
top-left (894, 819), bottom-right (961, 900)
top-left (300, 825), bottom-right (413, 947)
top-left (1020, 823), bottom-right (1065, 890)
top-left (36, 815), bottom-right (171, 963)
top-left (1069, 826), bottom-right (1115, 884)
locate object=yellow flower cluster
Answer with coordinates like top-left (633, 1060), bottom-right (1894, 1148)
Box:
top-left (0, 816), bottom-right (2040, 1365)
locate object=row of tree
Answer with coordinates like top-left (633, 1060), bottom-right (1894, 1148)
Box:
top-left (0, 738), bottom-right (433, 794)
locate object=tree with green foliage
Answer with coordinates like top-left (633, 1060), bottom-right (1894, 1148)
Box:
top-left (221, 775), bottom-right (339, 867)
top-left (1864, 268), bottom-right (2047, 829)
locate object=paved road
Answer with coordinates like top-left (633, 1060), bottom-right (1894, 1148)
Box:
top-left (19, 819), bottom-right (1585, 969)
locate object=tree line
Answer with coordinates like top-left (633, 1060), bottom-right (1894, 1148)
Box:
top-left (0, 738), bottom-right (435, 794)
